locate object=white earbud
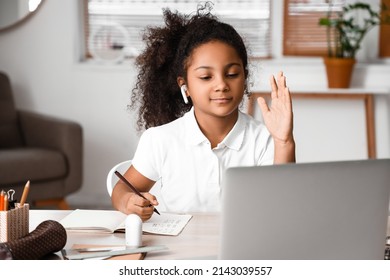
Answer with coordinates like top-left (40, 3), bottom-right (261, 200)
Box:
top-left (180, 85), bottom-right (189, 104)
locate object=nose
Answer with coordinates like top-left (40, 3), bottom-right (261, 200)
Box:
top-left (214, 76), bottom-right (229, 92)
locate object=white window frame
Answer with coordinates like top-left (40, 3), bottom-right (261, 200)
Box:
top-left (83, 0), bottom-right (272, 62)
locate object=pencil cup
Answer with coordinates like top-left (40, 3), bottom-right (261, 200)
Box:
top-left (0, 203), bottom-right (29, 242)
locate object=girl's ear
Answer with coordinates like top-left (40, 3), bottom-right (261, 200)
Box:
top-left (177, 77), bottom-right (185, 88)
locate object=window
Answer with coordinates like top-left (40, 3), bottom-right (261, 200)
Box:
top-left (84, 0), bottom-right (271, 62)
top-left (283, 0), bottom-right (345, 56)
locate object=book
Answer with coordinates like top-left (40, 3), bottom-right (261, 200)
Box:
top-left (59, 209), bottom-right (192, 236)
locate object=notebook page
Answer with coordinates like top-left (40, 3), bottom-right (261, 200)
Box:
top-left (143, 213), bottom-right (192, 236)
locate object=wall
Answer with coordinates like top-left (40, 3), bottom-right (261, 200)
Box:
top-left (0, 0), bottom-right (389, 208)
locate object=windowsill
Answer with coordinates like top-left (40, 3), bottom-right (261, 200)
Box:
top-left (255, 56), bottom-right (390, 66)
top-left (73, 59), bottom-right (136, 72)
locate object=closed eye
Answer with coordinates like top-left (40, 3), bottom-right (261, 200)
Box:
top-left (227, 73), bottom-right (239, 78)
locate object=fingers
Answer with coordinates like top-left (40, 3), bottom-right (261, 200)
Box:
top-left (257, 96), bottom-right (269, 115)
top-left (278, 73), bottom-right (289, 101)
top-left (143, 193), bottom-right (159, 206)
top-left (269, 71), bottom-right (289, 99)
top-left (284, 86), bottom-right (292, 104)
top-left (138, 208), bottom-right (154, 221)
top-left (278, 71), bottom-right (286, 88)
top-left (269, 74), bottom-right (278, 99)
top-left (131, 194), bottom-right (152, 207)
top-left (125, 193), bottom-right (158, 221)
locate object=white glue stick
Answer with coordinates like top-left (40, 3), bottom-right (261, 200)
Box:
top-left (125, 214), bottom-right (142, 248)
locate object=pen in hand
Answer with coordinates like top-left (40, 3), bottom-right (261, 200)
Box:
top-left (114, 171), bottom-right (160, 215)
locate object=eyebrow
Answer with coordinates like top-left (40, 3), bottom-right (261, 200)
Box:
top-left (194, 62), bottom-right (242, 71)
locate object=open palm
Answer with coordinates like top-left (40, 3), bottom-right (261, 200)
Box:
top-left (257, 71), bottom-right (293, 144)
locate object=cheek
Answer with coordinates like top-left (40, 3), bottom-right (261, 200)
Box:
top-left (188, 81), bottom-right (209, 95)
top-left (230, 79), bottom-right (245, 91)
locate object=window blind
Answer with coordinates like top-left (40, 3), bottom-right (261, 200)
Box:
top-left (84, 0), bottom-right (271, 61)
top-left (283, 0), bottom-right (345, 56)
top-left (380, 0), bottom-right (390, 57)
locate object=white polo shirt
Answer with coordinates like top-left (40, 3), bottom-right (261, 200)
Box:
top-left (132, 107), bottom-right (274, 213)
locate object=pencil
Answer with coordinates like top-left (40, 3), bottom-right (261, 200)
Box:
top-left (20, 180), bottom-right (30, 206)
top-left (0, 190), bottom-right (4, 211)
top-left (3, 195), bottom-right (8, 211)
top-left (114, 171), bottom-right (160, 215)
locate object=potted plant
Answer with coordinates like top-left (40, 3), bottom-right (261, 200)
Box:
top-left (319, 1), bottom-right (390, 88)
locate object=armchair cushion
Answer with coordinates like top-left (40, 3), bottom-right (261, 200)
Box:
top-left (0, 148), bottom-right (66, 185)
top-left (18, 110), bottom-right (83, 195)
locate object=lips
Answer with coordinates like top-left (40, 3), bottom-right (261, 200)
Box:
top-left (210, 97), bottom-right (233, 104)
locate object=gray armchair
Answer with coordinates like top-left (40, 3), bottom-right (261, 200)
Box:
top-left (0, 72), bottom-right (82, 209)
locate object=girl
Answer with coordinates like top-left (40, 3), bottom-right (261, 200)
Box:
top-left (112, 3), bottom-right (295, 220)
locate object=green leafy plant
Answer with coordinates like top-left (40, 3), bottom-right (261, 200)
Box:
top-left (319, 1), bottom-right (390, 58)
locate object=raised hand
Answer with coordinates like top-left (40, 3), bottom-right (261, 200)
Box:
top-left (257, 71), bottom-right (294, 145)
top-left (257, 71), bottom-right (295, 163)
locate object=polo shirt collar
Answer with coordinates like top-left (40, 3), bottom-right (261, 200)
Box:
top-left (184, 107), bottom-right (246, 151)
top-left (219, 110), bottom-right (245, 151)
top-left (185, 107), bottom-right (209, 146)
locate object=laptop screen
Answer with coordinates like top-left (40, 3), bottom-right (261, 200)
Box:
top-left (219, 159), bottom-right (390, 259)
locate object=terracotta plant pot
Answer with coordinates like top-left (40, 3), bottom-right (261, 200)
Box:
top-left (323, 57), bottom-right (356, 88)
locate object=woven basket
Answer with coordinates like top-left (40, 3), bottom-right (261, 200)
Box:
top-left (0, 204), bottom-right (29, 242)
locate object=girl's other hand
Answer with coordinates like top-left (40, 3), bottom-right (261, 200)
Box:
top-left (257, 71), bottom-right (294, 145)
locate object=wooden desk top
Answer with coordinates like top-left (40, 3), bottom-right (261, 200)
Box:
top-left (29, 210), bottom-right (390, 260)
top-left (29, 210), bottom-right (220, 260)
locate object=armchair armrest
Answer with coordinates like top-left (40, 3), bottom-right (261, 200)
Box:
top-left (18, 110), bottom-right (83, 195)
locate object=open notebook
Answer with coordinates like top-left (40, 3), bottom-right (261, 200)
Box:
top-left (59, 209), bottom-right (192, 236)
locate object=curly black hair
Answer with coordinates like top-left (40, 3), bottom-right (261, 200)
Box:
top-left (130, 2), bottom-right (249, 131)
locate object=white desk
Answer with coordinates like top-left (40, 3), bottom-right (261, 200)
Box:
top-left (29, 210), bottom-right (220, 260)
top-left (30, 210), bottom-right (390, 260)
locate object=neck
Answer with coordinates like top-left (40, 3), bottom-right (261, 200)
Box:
top-left (193, 109), bottom-right (239, 148)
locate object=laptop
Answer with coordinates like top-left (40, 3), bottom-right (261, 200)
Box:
top-left (219, 159), bottom-right (390, 259)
